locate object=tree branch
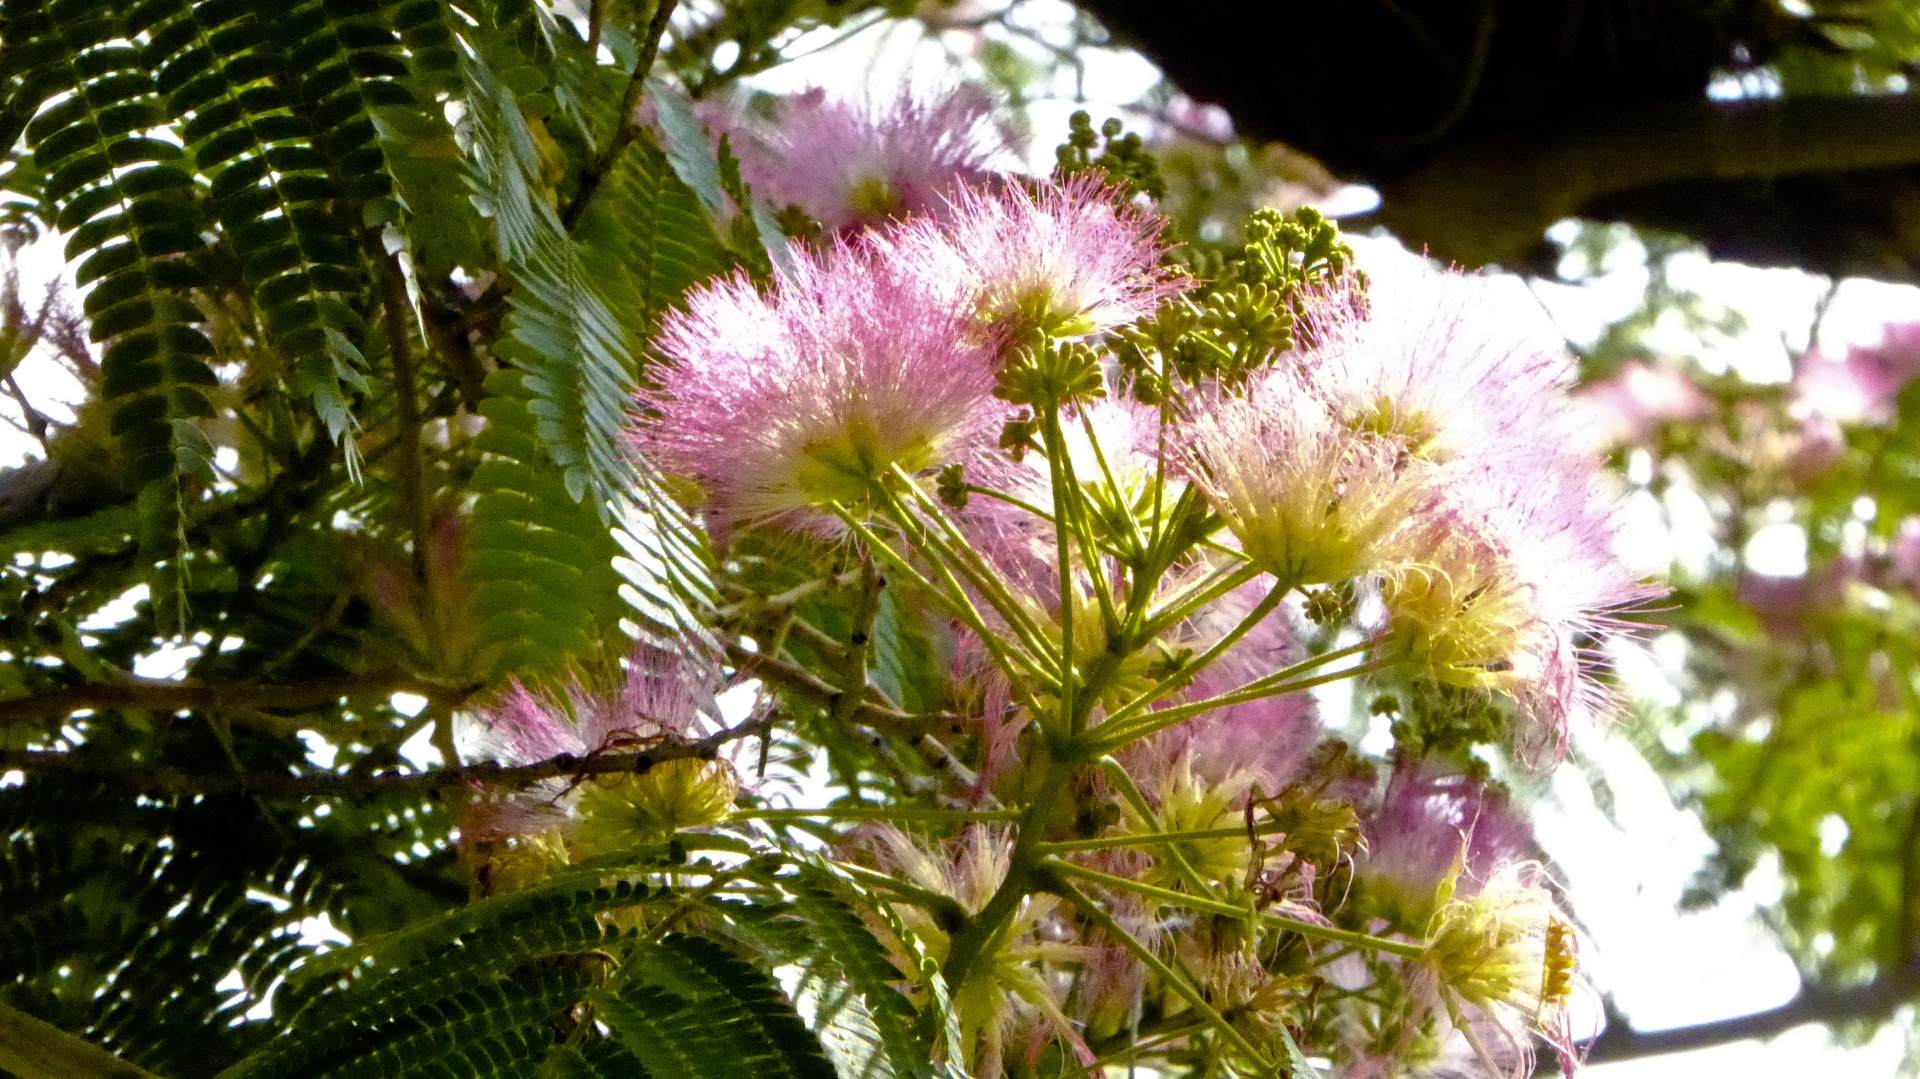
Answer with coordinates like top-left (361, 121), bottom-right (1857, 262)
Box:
top-left (724, 642), bottom-right (964, 737)
top-left (1, 720), bottom-right (756, 798)
top-left (0, 669), bottom-right (444, 729)
top-left (560, 0), bottom-right (681, 230)
top-left (1581, 968), bottom-right (1920, 1065)
top-left (1374, 94), bottom-right (1920, 271)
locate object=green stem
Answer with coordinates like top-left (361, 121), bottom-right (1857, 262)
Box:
top-left (963, 484), bottom-right (1055, 524)
top-left (1136, 559), bottom-right (1263, 644)
top-left (831, 506), bottom-right (1057, 708)
top-left (1047, 407), bottom-right (1122, 649)
top-left (1040, 406), bottom-right (1080, 735)
top-left (1089, 642), bottom-right (1387, 754)
top-left (1098, 756), bottom-right (1217, 900)
top-left (1038, 819), bottom-right (1296, 853)
top-left (1043, 873), bottom-right (1278, 1070)
top-left (939, 754), bottom-right (1073, 992)
top-left (736, 806), bottom-right (1021, 822)
top-left (882, 472), bottom-right (1058, 667)
top-left (1100, 581), bottom-right (1290, 734)
top-left (1080, 406), bottom-right (1148, 561)
top-left (1042, 857), bottom-right (1426, 959)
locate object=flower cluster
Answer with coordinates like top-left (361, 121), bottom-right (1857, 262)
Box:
top-left (467, 86), bottom-right (1660, 1079)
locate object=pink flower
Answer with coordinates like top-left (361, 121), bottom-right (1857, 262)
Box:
top-left (1574, 360), bottom-right (1711, 447)
top-left (1181, 369), bottom-right (1432, 587)
top-left (464, 648), bottom-right (717, 841)
top-left (1791, 322), bottom-right (1920, 426)
top-left (639, 241), bottom-right (1003, 533)
top-left (727, 85), bottom-right (1012, 234)
top-left (885, 174), bottom-right (1183, 344)
top-left (1382, 464), bottom-right (1660, 766)
top-left (1353, 759), bottom-right (1536, 927)
top-left (1298, 269), bottom-right (1588, 471)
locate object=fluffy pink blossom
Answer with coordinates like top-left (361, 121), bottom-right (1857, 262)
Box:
top-left (727, 85), bottom-right (1011, 234)
top-left (1791, 322), bottom-right (1920, 426)
top-left (464, 649), bottom-right (717, 840)
top-left (1353, 759), bottom-right (1536, 926)
top-left (1574, 359), bottom-right (1712, 447)
top-left (885, 174), bottom-right (1183, 344)
top-left (1298, 269), bottom-right (1589, 470)
top-left (1383, 462), bottom-right (1660, 766)
top-left (1181, 368), bottom-right (1433, 586)
top-left (639, 242), bottom-right (1003, 533)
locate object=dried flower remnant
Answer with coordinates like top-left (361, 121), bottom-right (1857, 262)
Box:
top-left (887, 174), bottom-right (1183, 346)
top-left (640, 243), bottom-right (1001, 532)
top-left (730, 85), bottom-right (1010, 234)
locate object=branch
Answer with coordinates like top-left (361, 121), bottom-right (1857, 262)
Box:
top-left (1581, 968), bottom-right (1920, 1065)
top-left (2, 721), bottom-right (755, 799)
top-left (724, 642), bottom-right (964, 736)
top-left (1375, 94), bottom-right (1920, 270)
top-left (0, 669), bottom-right (442, 729)
top-left (560, 0), bottom-right (681, 230)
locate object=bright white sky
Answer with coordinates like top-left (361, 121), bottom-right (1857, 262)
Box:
top-left (5, 2), bottom-right (1917, 1070)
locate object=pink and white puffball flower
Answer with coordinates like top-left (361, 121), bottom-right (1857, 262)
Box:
top-left (730, 85), bottom-right (1012, 235)
top-left (886, 174), bottom-right (1184, 346)
top-left (638, 242), bottom-right (1003, 533)
top-left (1381, 460), bottom-right (1659, 766)
top-left (1298, 268), bottom-right (1590, 471)
top-left (1181, 368), bottom-right (1433, 587)
top-left (1352, 758), bottom-right (1537, 930)
top-left (464, 648), bottom-right (719, 841)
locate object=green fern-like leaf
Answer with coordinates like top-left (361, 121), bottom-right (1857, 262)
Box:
top-left (786, 864), bottom-right (937, 1079)
top-left (591, 935), bottom-right (835, 1079)
top-left (464, 367), bottom-right (629, 676)
top-left (5, 0), bottom-right (219, 611)
top-left (463, 51), bottom-right (718, 666)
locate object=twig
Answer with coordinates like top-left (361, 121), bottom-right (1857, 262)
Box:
top-left (724, 643), bottom-right (963, 736)
top-left (2, 719), bottom-right (759, 799)
top-left (561, 0), bottom-right (682, 229)
top-left (0, 669), bottom-right (449, 729)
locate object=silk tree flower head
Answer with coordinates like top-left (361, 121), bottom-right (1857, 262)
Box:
top-left (640, 242), bottom-right (1002, 534)
top-left (730, 85), bottom-right (1010, 234)
top-left (1183, 369), bottom-right (1432, 587)
top-left (857, 825), bottom-right (1092, 1078)
top-left (1352, 760), bottom-right (1536, 931)
top-left (1379, 465), bottom-right (1657, 765)
top-left (1298, 268), bottom-right (1588, 470)
top-left (1791, 322), bottom-right (1920, 426)
top-left (887, 174), bottom-right (1184, 346)
top-left (1408, 862), bottom-right (1589, 1077)
top-left (462, 651), bottom-right (731, 884)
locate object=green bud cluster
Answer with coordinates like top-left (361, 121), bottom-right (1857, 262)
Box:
top-left (1053, 110), bottom-right (1166, 200)
top-left (1111, 207), bottom-right (1361, 405)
